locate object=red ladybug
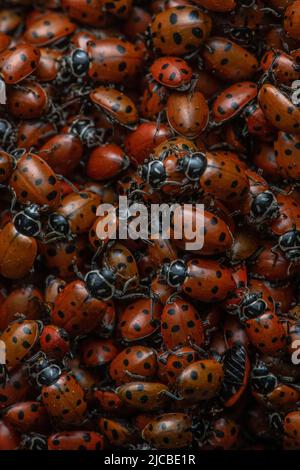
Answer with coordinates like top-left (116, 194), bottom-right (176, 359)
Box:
top-left (9, 151), bottom-right (61, 209)
top-left (98, 417), bottom-right (134, 446)
top-left (102, 0), bottom-right (132, 19)
top-left (161, 258), bottom-right (235, 302)
top-left (116, 382), bottom-right (170, 411)
top-left (61, 0), bottom-right (108, 27)
top-left (86, 144), bottom-right (130, 181)
top-left (23, 12), bottom-right (76, 47)
top-left (90, 87), bottom-right (139, 129)
top-left (158, 346), bottom-right (200, 384)
top-left (147, 6), bottom-right (212, 56)
top-left (3, 401), bottom-right (50, 433)
top-left (176, 359), bottom-right (224, 402)
top-left (150, 56), bottom-right (193, 90)
top-left (161, 297), bottom-right (204, 349)
top-left (119, 297), bottom-right (162, 343)
top-left (166, 91), bottom-right (209, 138)
top-left (0, 366), bottom-right (31, 409)
top-left (109, 346), bottom-right (158, 385)
top-left (125, 122), bottom-right (171, 165)
top-left (142, 413), bottom-right (192, 449)
top-left (27, 352), bottom-right (87, 426)
top-left (79, 338), bottom-right (119, 367)
top-left (38, 133), bottom-right (83, 176)
top-left (274, 131), bottom-right (300, 181)
top-left (48, 431), bottom-right (104, 450)
top-left (0, 43), bottom-right (40, 84)
top-left (51, 279), bottom-right (107, 336)
top-left (212, 81), bottom-right (257, 124)
top-left (39, 325), bottom-right (70, 360)
top-left (245, 311), bottom-right (286, 354)
top-left (87, 38), bottom-right (143, 84)
top-left (6, 81), bottom-right (48, 119)
top-left (202, 37), bottom-right (258, 81)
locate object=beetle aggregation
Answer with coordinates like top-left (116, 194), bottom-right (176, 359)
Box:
top-left (0, 0), bottom-right (300, 452)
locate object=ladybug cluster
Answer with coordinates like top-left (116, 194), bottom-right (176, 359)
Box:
top-left (0, 0), bottom-right (300, 452)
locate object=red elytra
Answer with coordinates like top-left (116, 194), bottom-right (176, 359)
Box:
top-left (159, 346), bottom-right (200, 384)
top-left (7, 81), bottom-right (48, 119)
top-left (274, 131), bottom-right (300, 181)
top-left (245, 311), bottom-right (286, 354)
top-left (79, 338), bottom-right (119, 367)
top-left (202, 37), bottom-right (258, 81)
top-left (87, 38), bottom-right (143, 84)
top-left (0, 319), bottom-right (42, 370)
top-left (116, 381), bottom-right (169, 411)
top-left (3, 401), bottom-right (50, 433)
top-left (61, 0), bottom-right (108, 27)
top-left (0, 223), bottom-right (37, 279)
top-left (0, 366), bottom-right (31, 409)
top-left (109, 346), bottom-right (158, 385)
top-left (161, 297), bottom-right (204, 349)
top-left (0, 420), bottom-right (20, 450)
top-left (48, 431), bottom-right (104, 450)
top-left (148, 6), bottom-right (212, 56)
top-left (86, 144), bottom-right (130, 181)
top-left (118, 298), bottom-right (162, 343)
top-left (9, 152), bottom-right (61, 209)
top-left (0, 43), bottom-right (40, 84)
top-left (0, 284), bottom-right (43, 330)
top-left (142, 413), bottom-right (192, 449)
top-left (39, 324), bottom-right (70, 360)
top-left (125, 122), bottom-right (171, 165)
top-left (150, 56), bottom-right (193, 90)
top-left (212, 81), bottom-right (257, 123)
top-left (166, 91), bottom-right (209, 138)
top-left (51, 279), bottom-right (107, 335)
top-left (103, 0), bottom-right (133, 19)
top-left (38, 134), bottom-right (83, 176)
top-left (98, 418), bottom-right (133, 446)
top-left (260, 49), bottom-right (300, 83)
top-left (23, 12), bottom-right (76, 47)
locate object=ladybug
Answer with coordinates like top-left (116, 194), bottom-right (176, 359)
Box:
top-left (224, 284), bottom-right (274, 322)
top-left (171, 206), bottom-right (234, 255)
top-left (0, 420), bottom-right (20, 450)
top-left (0, 210), bottom-right (40, 278)
top-left (166, 91), bottom-right (209, 138)
top-left (270, 194), bottom-right (300, 261)
top-left (125, 122), bottom-right (171, 165)
top-left (48, 431), bottom-right (104, 450)
top-left (158, 346), bottom-right (200, 385)
top-left (284, 0), bottom-right (300, 40)
top-left (0, 9), bottom-right (22, 35)
top-left (249, 240), bottom-right (292, 282)
top-left (61, 0), bottom-right (108, 27)
top-left (45, 191), bottom-right (101, 242)
top-left (0, 43), bottom-right (40, 84)
top-left (75, 242), bottom-right (142, 301)
top-left (9, 151), bottom-right (61, 209)
top-left (202, 37), bottom-right (258, 82)
top-left (38, 133), bottom-right (83, 176)
top-left (258, 84), bottom-right (300, 134)
top-left (245, 311), bottom-right (286, 354)
top-left (141, 82), bottom-right (168, 119)
top-left (0, 318), bottom-right (43, 371)
top-left (221, 344), bottom-right (250, 407)
top-left (103, 0), bottom-right (132, 18)
top-left (160, 297), bottom-right (204, 349)
top-left (118, 297), bottom-right (162, 343)
top-left (87, 38), bottom-right (143, 84)
top-left (51, 279), bottom-right (107, 336)
top-left (6, 81), bottom-right (48, 120)
top-left (283, 411), bottom-right (300, 449)
top-left (94, 388), bottom-right (123, 414)
top-left (3, 401), bottom-right (50, 433)
top-left (34, 47), bottom-right (61, 83)
top-left (251, 360), bottom-right (300, 409)
top-left (116, 382), bottom-right (171, 411)
top-left (0, 150), bottom-right (14, 183)
top-left (147, 6), bottom-right (212, 56)
top-left (23, 12), bottom-right (76, 47)
top-left (149, 56), bottom-right (193, 90)
top-left (0, 366), bottom-right (31, 410)
top-left (147, 235), bottom-right (178, 268)
top-left (243, 101), bottom-right (275, 142)
top-left (27, 351), bottom-right (87, 426)
top-left (17, 120), bottom-right (56, 150)
top-left (274, 131), bottom-right (300, 181)
top-left (79, 338), bottom-right (119, 367)
top-left (260, 49), bottom-right (300, 84)
top-left (86, 144), bottom-right (130, 181)
top-left (39, 325), bottom-right (70, 360)
top-left (0, 32), bottom-right (10, 53)
top-left (39, 236), bottom-right (87, 280)
top-left (109, 346), bottom-right (157, 385)
top-left (142, 413), bottom-right (192, 449)
top-left (224, 316), bottom-right (250, 350)
top-left (161, 258), bottom-right (235, 302)
top-left (202, 417), bottom-right (240, 450)
top-left (90, 87), bottom-right (139, 130)
top-left (212, 81), bottom-right (257, 124)
top-left (176, 359), bottom-right (224, 402)
top-left (98, 418), bottom-right (134, 446)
